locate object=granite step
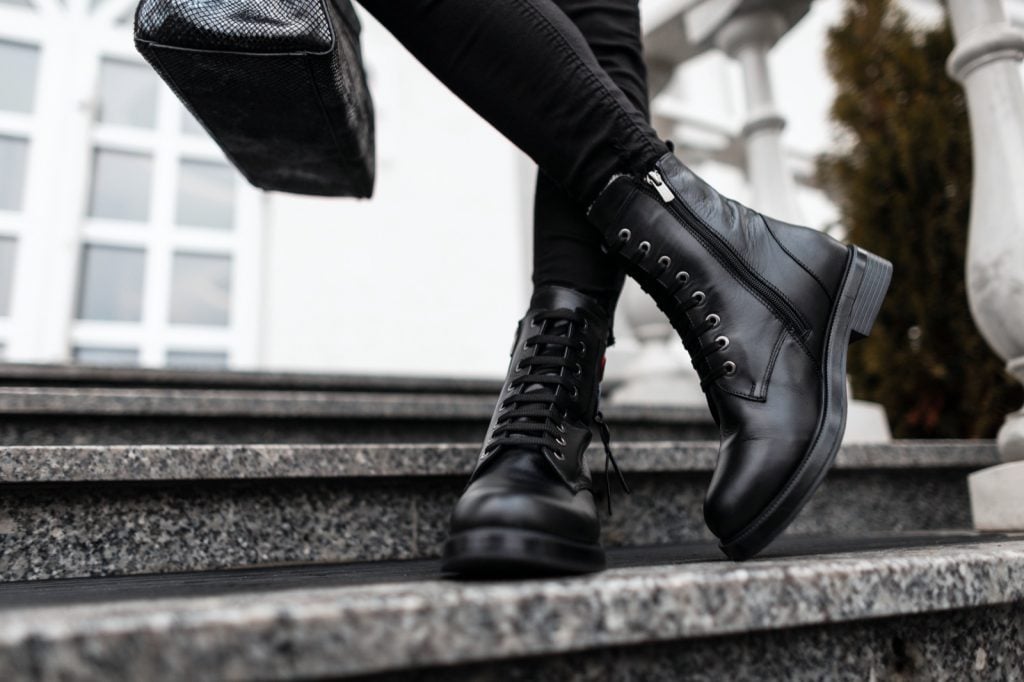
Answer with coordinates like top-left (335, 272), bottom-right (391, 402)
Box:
top-left (0, 440), bottom-right (997, 581)
top-left (0, 533), bottom-right (1021, 681)
top-left (0, 386), bottom-right (715, 445)
top-left (0, 362), bottom-right (505, 394)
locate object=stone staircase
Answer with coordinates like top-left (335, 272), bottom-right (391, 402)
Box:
top-left (0, 364), bottom-right (1020, 680)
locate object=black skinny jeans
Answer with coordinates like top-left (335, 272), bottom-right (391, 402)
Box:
top-left (355, 0), bottom-right (668, 309)
top-left (532, 0), bottom-right (650, 306)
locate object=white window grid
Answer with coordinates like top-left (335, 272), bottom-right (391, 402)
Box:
top-left (0, 7), bottom-right (41, 355)
top-left (0, 0), bottom-right (264, 368)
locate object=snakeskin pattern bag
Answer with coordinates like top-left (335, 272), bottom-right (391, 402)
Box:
top-left (135, 0), bottom-right (375, 197)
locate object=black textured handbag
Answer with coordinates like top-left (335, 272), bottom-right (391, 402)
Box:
top-left (134, 0), bottom-right (375, 197)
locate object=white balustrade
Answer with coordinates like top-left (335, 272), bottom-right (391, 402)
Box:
top-left (946, 0), bottom-right (1024, 463)
top-left (714, 8), bottom-right (804, 223)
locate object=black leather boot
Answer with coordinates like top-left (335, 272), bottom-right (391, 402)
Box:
top-left (442, 285), bottom-right (627, 577)
top-left (588, 152), bottom-right (892, 561)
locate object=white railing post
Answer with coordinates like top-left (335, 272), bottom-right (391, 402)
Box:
top-left (946, 0), bottom-right (1024, 530)
top-left (946, 0), bottom-right (1024, 462)
top-left (715, 8), bottom-right (804, 223)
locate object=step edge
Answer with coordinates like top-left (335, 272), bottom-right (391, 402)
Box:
top-left (0, 538), bottom-right (1022, 679)
top-left (0, 441), bottom-right (999, 484)
top-left (0, 387), bottom-right (715, 423)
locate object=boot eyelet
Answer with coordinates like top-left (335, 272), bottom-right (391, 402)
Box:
top-left (581, 319), bottom-right (590, 332)
top-left (574, 362), bottom-right (583, 376)
top-left (557, 423), bottom-right (567, 434)
top-left (552, 448), bottom-right (565, 460)
top-left (705, 313), bottom-right (720, 328)
top-left (556, 436), bottom-right (567, 447)
top-left (715, 335), bottom-right (730, 350)
top-left (638, 241), bottom-right (651, 255)
top-left (676, 271), bottom-right (690, 284)
top-left (570, 386), bottom-right (579, 398)
top-left (658, 255), bottom-right (672, 269)
top-left (578, 342), bottom-right (587, 357)
top-left (723, 360), bottom-right (737, 376)
top-left (618, 228), bottom-right (631, 242)
top-left (692, 290), bottom-right (706, 306)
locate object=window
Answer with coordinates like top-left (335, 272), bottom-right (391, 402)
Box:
top-left (0, 136), bottom-right (29, 211)
top-left (169, 252), bottom-right (231, 326)
top-left (166, 350), bottom-right (228, 369)
top-left (73, 346), bottom-right (139, 366)
top-left (97, 58), bottom-right (158, 128)
top-left (175, 159), bottom-right (235, 229)
top-left (0, 40), bottom-right (39, 113)
top-left (88, 149), bottom-right (153, 221)
top-left (77, 244), bottom-right (145, 321)
top-left (0, 238), bottom-right (16, 317)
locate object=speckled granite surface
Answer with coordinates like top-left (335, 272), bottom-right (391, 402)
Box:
top-left (358, 603), bottom-right (1024, 681)
top-left (0, 387), bottom-right (711, 422)
top-left (0, 538), bottom-right (1022, 681)
top-left (0, 416), bottom-right (716, 446)
top-left (0, 441), bottom-right (997, 482)
top-left (0, 388), bottom-right (716, 445)
top-left (0, 443), bottom-right (989, 580)
top-left (0, 472), bottom-right (978, 581)
top-left (0, 363), bottom-right (505, 394)
top-left (0, 387), bottom-right (499, 417)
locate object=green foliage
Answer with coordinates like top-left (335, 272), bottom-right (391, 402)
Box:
top-left (817, 0), bottom-right (1021, 438)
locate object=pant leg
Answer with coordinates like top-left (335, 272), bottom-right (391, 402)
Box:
top-left (354, 0), bottom-right (667, 207)
top-left (532, 0), bottom-right (649, 311)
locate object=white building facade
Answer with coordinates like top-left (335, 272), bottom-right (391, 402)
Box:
top-left (0, 0), bottom-right (1018, 378)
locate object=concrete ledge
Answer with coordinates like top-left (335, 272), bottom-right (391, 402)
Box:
top-left (0, 537), bottom-right (1021, 681)
top-left (0, 442), bottom-right (995, 581)
top-left (0, 387), bottom-right (710, 422)
top-left (0, 363), bottom-right (505, 394)
top-left (363, 603), bottom-right (1024, 681)
top-left (0, 387), bottom-right (717, 445)
top-left (970, 460), bottom-right (1024, 530)
top-left (0, 440), bottom-right (999, 483)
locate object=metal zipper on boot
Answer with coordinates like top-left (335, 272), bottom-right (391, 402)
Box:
top-left (645, 170), bottom-right (675, 202)
top-left (643, 169), bottom-right (809, 334)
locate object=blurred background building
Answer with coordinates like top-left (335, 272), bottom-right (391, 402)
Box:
top-left (0, 0), bottom-right (1020, 379)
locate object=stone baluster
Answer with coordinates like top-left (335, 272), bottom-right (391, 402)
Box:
top-left (945, 0), bottom-right (1024, 529)
top-left (715, 8), bottom-right (803, 224)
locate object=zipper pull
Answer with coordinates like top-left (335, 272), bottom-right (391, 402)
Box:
top-left (646, 170), bottom-right (674, 203)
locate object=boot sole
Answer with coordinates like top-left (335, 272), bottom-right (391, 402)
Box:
top-left (442, 527), bottom-right (606, 578)
top-left (718, 246), bottom-right (893, 561)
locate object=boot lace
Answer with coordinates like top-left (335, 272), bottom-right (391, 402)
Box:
top-left (486, 309), bottom-right (630, 514)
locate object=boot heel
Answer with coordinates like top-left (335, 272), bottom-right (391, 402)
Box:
top-left (849, 247), bottom-right (892, 343)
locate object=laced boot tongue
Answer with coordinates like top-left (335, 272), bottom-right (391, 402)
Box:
top-left (519, 317), bottom-right (572, 401)
top-left (494, 318), bottom-right (575, 473)
top-left (488, 310), bottom-right (586, 462)
top-left (485, 307), bottom-right (631, 514)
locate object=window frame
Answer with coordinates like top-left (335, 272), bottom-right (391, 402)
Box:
top-left (0, 1), bottom-right (264, 368)
top-left (0, 8), bottom-right (43, 352)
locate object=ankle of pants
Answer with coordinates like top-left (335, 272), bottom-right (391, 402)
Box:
top-left (355, 0), bottom-right (668, 205)
top-left (533, 170), bottom-right (626, 322)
